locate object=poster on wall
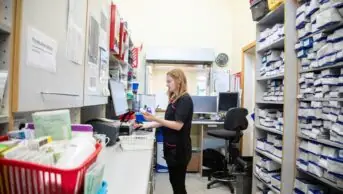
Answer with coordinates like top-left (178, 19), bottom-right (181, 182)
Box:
top-left (66, 0), bottom-right (85, 65)
top-left (99, 47), bottom-right (109, 84)
top-left (88, 64), bottom-right (98, 92)
top-left (88, 16), bottom-right (99, 64)
top-left (26, 27), bottom-right (58, 73)
top-left (66, 23), bottom-right (84, 65)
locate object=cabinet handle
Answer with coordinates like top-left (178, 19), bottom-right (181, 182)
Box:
top-left (40, 92), bottom-right (79, 97)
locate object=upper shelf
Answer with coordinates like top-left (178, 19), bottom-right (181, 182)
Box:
top-left (0, 22), bottom-right (11, 34)
top-left (298, 98), bottom-right (343, 102)
top-left (298, 133), bottom-right (343, 149)
top-left (255, 124), bottom-right (283, 135)
top-left (257, 37), bottom-right (285, 54)
top-left (256, 73), bottom-right (284, 81)
top-left (299, 22), bottom-right (343, 41)
top-left (256, 100), bottom-right (284, 105)
top-left (299, 62), bottom-right (343, 73)
top-left (258, 3), bottom-right (285, 26)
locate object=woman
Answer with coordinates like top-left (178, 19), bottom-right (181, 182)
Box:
top-left (136, 68), bottom-right (193, 194)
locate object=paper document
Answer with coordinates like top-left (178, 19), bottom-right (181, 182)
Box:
top-left (66, 23), bottom-right (84, 65)
top-left (99, 48), bottom-right (109, 84)
top-left (26, 27), bottom-right (58, 72)
top-left (67, 0), bottom-right (84, 29)
top-left (32, 110), bottom-right (72, 140)
top-left (88, 16), bottom-right (99, 64)
top-left (214, 70), bottom-right (230, 93)
top-left (99, 8), bottom-right (109, 48)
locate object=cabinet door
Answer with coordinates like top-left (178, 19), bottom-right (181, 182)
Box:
top-left (13, 0), bottom-right (87, 112)
top-left (83, 0), bottom-right (110, 106)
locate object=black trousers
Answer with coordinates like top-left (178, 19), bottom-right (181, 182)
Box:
top-left (167, 163), bottom-right (188, 194)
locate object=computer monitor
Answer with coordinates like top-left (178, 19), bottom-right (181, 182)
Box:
top-left (109, 80), bottom-right (128, 116)
top-left (218, 92), bottom-right (239, 112)
top-left (191, 96), bottom-right (217, 114)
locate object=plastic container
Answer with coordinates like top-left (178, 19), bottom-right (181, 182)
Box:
top-left (0, 143), bottom-right (102, 194)
top-left (268, 0), bottom-right (283, 11)
top-left (132, 82), bottom-right (139, 92)
top-left (119, 135), bottom-right (155, 150)
top-left (250, 0), bottom-right (269, 21)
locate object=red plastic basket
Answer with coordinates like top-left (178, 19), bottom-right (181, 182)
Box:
top-left (0, 135), bottom-right (8, 141)
top-left (0, 143), bottom-right (102, 194)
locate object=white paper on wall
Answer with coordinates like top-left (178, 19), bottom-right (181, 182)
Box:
top-left (213, 70), bottom-right (230, 94)
top-left (26, 27), bottom-right (58, 73)
top-left (66, 22), bottom-right (84, 65)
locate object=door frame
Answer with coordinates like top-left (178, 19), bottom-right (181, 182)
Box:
top-left (240, 41), bottom-right (256, 156)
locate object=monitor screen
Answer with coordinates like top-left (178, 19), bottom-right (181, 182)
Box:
top-left (109, 80), bottom-right (128, 116)
top-left (191, 96), bottom-right (217, 113)
top-left (218, 92), bottom-right (239, 112)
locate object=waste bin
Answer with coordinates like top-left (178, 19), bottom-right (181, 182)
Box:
top-left (156, 129), bottom-right (168, 172)
top-left (235, 156), bottom-right (253, 194)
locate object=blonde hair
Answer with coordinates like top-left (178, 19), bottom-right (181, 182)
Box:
top-left (167, 68), bottom-right (188, 102)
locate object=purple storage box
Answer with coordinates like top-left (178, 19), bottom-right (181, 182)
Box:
top-left (26, 123), bottom-right (93, 132)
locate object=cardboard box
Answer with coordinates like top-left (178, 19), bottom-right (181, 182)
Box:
top-left (187, 152), bottom-right (200, 172)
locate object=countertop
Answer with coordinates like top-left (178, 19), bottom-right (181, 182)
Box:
top-left (101, 130), bottom-right (155, 194)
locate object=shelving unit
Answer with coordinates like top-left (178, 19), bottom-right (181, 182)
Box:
top-left (294, 1), bottom-right (343, 193)
top-left (255, 124), bottom-right (283, 135)
top-left (252, 1), bottom-right (298, 194)
top-left (257, 37), bottom-right (285, 53)
top-left (255, 149), bottom-right (282, 164)
top-left (298, 98), bottom-right (343, 102)
top-left (298, 133), bottom-right (343, 149)
top-left (255, 100), bottom-right (284, 105)
top-left (297, 168), bottom-right (343, 193)
top-left (299, 62), bottom-right (343, 73)
top-left (254, 173), bottom-right (281, 194)
top-left (256, 73), bottom-right (284, 81)
top-left (0, 0), bottom-right (13, 133)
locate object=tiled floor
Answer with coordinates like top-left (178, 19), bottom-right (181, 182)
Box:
top-left (154, 173), bottom-right (232, 194)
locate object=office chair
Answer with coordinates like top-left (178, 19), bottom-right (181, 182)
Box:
top-left (206, 108), bottom-right (249, 193)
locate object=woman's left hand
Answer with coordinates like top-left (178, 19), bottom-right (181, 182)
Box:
top-left (142, 112), bottom-right (156, 121)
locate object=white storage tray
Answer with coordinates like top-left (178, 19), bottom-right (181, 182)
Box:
top-left (119, 135), bottom-right (155, 150)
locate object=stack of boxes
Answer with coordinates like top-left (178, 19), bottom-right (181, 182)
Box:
top-left (258, 108), bottom-right (284, 132)
top-left (297, 139), bottom-right (343, 189)
top-left (298, 68), bottom-right (343, 99)
top-left (259, 24), bottom-right (285, 50)
top-left (298, 68), bottom-right (343, 142)
top-left (255, 153), bottom-right (282, 191)
top-left (263, 80), bottom-right (284, 102)
top-left (260, 50), bottom-right (285, 77)
top-left (256, 131), bottom-right (283, 159)
top-left (298, 100), bottom-right (343, 141)
top-left (295, 1), bottom-right (343, 71)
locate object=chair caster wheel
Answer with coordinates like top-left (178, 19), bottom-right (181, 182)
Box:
top-left (207, 185), bottom-right (211, 189)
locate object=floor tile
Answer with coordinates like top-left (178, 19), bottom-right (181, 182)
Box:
top-left (154, 173), bottom-right (232, 194)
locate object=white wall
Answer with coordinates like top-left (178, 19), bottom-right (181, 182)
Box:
top-left (113, 0), bottom-right (256, 84)
top-left (230, 0), bottom-right (256, 73)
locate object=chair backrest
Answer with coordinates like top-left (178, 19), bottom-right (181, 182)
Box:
top-left (224, 108), bottom-right (249, 131)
